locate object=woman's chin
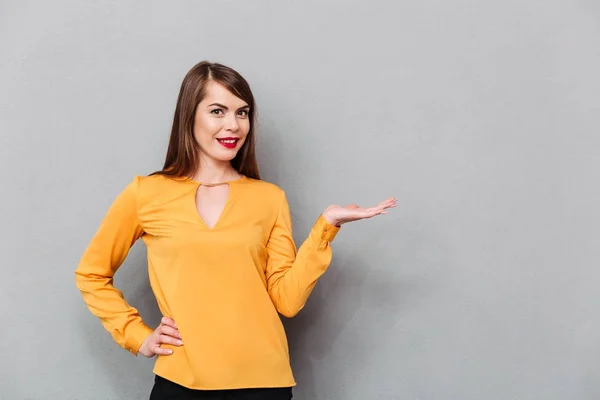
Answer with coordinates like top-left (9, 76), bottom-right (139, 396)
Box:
top-left (210, 150), bottom-right (239, 162)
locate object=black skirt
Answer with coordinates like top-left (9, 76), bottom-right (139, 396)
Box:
top-left (149, 375), bottom-right (293, 400)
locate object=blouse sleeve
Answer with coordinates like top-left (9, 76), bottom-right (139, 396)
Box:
top-left (265, 190), bottom-right (340, 317)
top-left (74, 176), bottom-right (153, 355)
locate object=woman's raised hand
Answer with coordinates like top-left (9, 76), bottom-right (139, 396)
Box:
top-left (322, 197), bottom-right (397, 226)
top-left (138, 316), bottom-right (183, 357)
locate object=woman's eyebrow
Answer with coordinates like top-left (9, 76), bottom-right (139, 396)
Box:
top-left (207, 103), bottom-right (250, 111)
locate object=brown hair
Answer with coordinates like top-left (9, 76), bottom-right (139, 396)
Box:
top-left (151, 61), bottom-right (260, 180)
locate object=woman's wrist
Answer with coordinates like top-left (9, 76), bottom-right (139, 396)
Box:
top-left (322, 211), bottom-right (341, 227)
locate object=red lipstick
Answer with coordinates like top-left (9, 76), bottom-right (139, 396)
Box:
top-left (217, 137), bottom-right (239, 149)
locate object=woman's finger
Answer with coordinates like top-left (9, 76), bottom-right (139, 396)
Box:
top-left (358, 206), bottom-right (389, 218)
top-left (161, 316), bottom-right (177, 329)
top-left (159, 334), bottom-right (184, 346)
top-left (380, 198), bottom-right (397, 207)
top-left (160, 324), bottom-right (181, 339)
top-left (152, 344), bottom-right (174, 356)
top-left (368, 199), bottom-right (394, 210)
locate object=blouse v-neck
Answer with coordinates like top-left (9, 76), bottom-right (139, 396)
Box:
top-left (187, 175), bottom-right (247, 230)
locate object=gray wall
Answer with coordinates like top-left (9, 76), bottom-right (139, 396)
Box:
top-left (2, 0), bottom-right (599, 399)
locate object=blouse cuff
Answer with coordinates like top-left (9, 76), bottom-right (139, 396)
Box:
top-left (124, 323), bottom-right (154, 356)
top-left (315, 215), bottom-right (341, 242)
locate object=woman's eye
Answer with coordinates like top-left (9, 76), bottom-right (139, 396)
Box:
top-left (238, 110), bottom-right (249, 117)
top-left (210, 109), bottom-right (223, 115)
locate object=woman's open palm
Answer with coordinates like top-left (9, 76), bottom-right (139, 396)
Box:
top-left (322, 197), bottom-right (397, 226)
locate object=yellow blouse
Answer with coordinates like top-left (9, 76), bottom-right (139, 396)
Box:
top-left (74, 174), bottom-right (340, 390)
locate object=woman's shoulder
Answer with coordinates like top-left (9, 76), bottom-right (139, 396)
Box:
top-left (125, 173), bottom-right (194, 201)
top-left (238, 177), bottom-right (288, 217)
top-left (136, 172), bottom-right (185, 187)
top-left (239, 177), bottom-right (285, 199)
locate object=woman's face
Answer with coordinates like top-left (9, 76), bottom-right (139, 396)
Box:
top-left (193, 80), bottom-right (251, 163)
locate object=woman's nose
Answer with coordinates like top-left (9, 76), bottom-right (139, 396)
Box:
top-left (225, 114), bottom-right (239, 131)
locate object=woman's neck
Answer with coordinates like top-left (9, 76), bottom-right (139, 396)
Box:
top-left (192, 159), bottom-right (242, 184)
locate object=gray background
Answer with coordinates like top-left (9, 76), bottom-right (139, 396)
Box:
top-left (1, 0), bottom-right (599, 399)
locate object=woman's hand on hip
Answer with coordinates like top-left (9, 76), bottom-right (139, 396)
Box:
top-left (138, 316), bottom-right (183, 357)
top-left (322, 197), bottom-right (397, 226)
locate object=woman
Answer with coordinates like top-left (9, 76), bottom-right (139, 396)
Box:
top-left (75, 61), bottom-right (396, 400)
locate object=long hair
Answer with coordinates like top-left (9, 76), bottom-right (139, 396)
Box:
top-left (151, 61), bottom-right (260, 180)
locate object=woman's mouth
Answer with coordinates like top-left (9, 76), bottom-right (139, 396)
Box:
top-left (217, 138), bottom-right (239, 149)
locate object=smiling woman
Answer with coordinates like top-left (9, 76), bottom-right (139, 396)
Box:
top-left (194, 82), bottom-right (251, 160)
top-left (74, 61), bottom-right (396, 400)
top-left (157, 62), bottom-right (260, 182)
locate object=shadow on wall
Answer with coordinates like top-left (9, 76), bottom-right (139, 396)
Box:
top-left (282, 249), bottom-right (386, 399)
top-left (282, 220), bottom-right (441, 399)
